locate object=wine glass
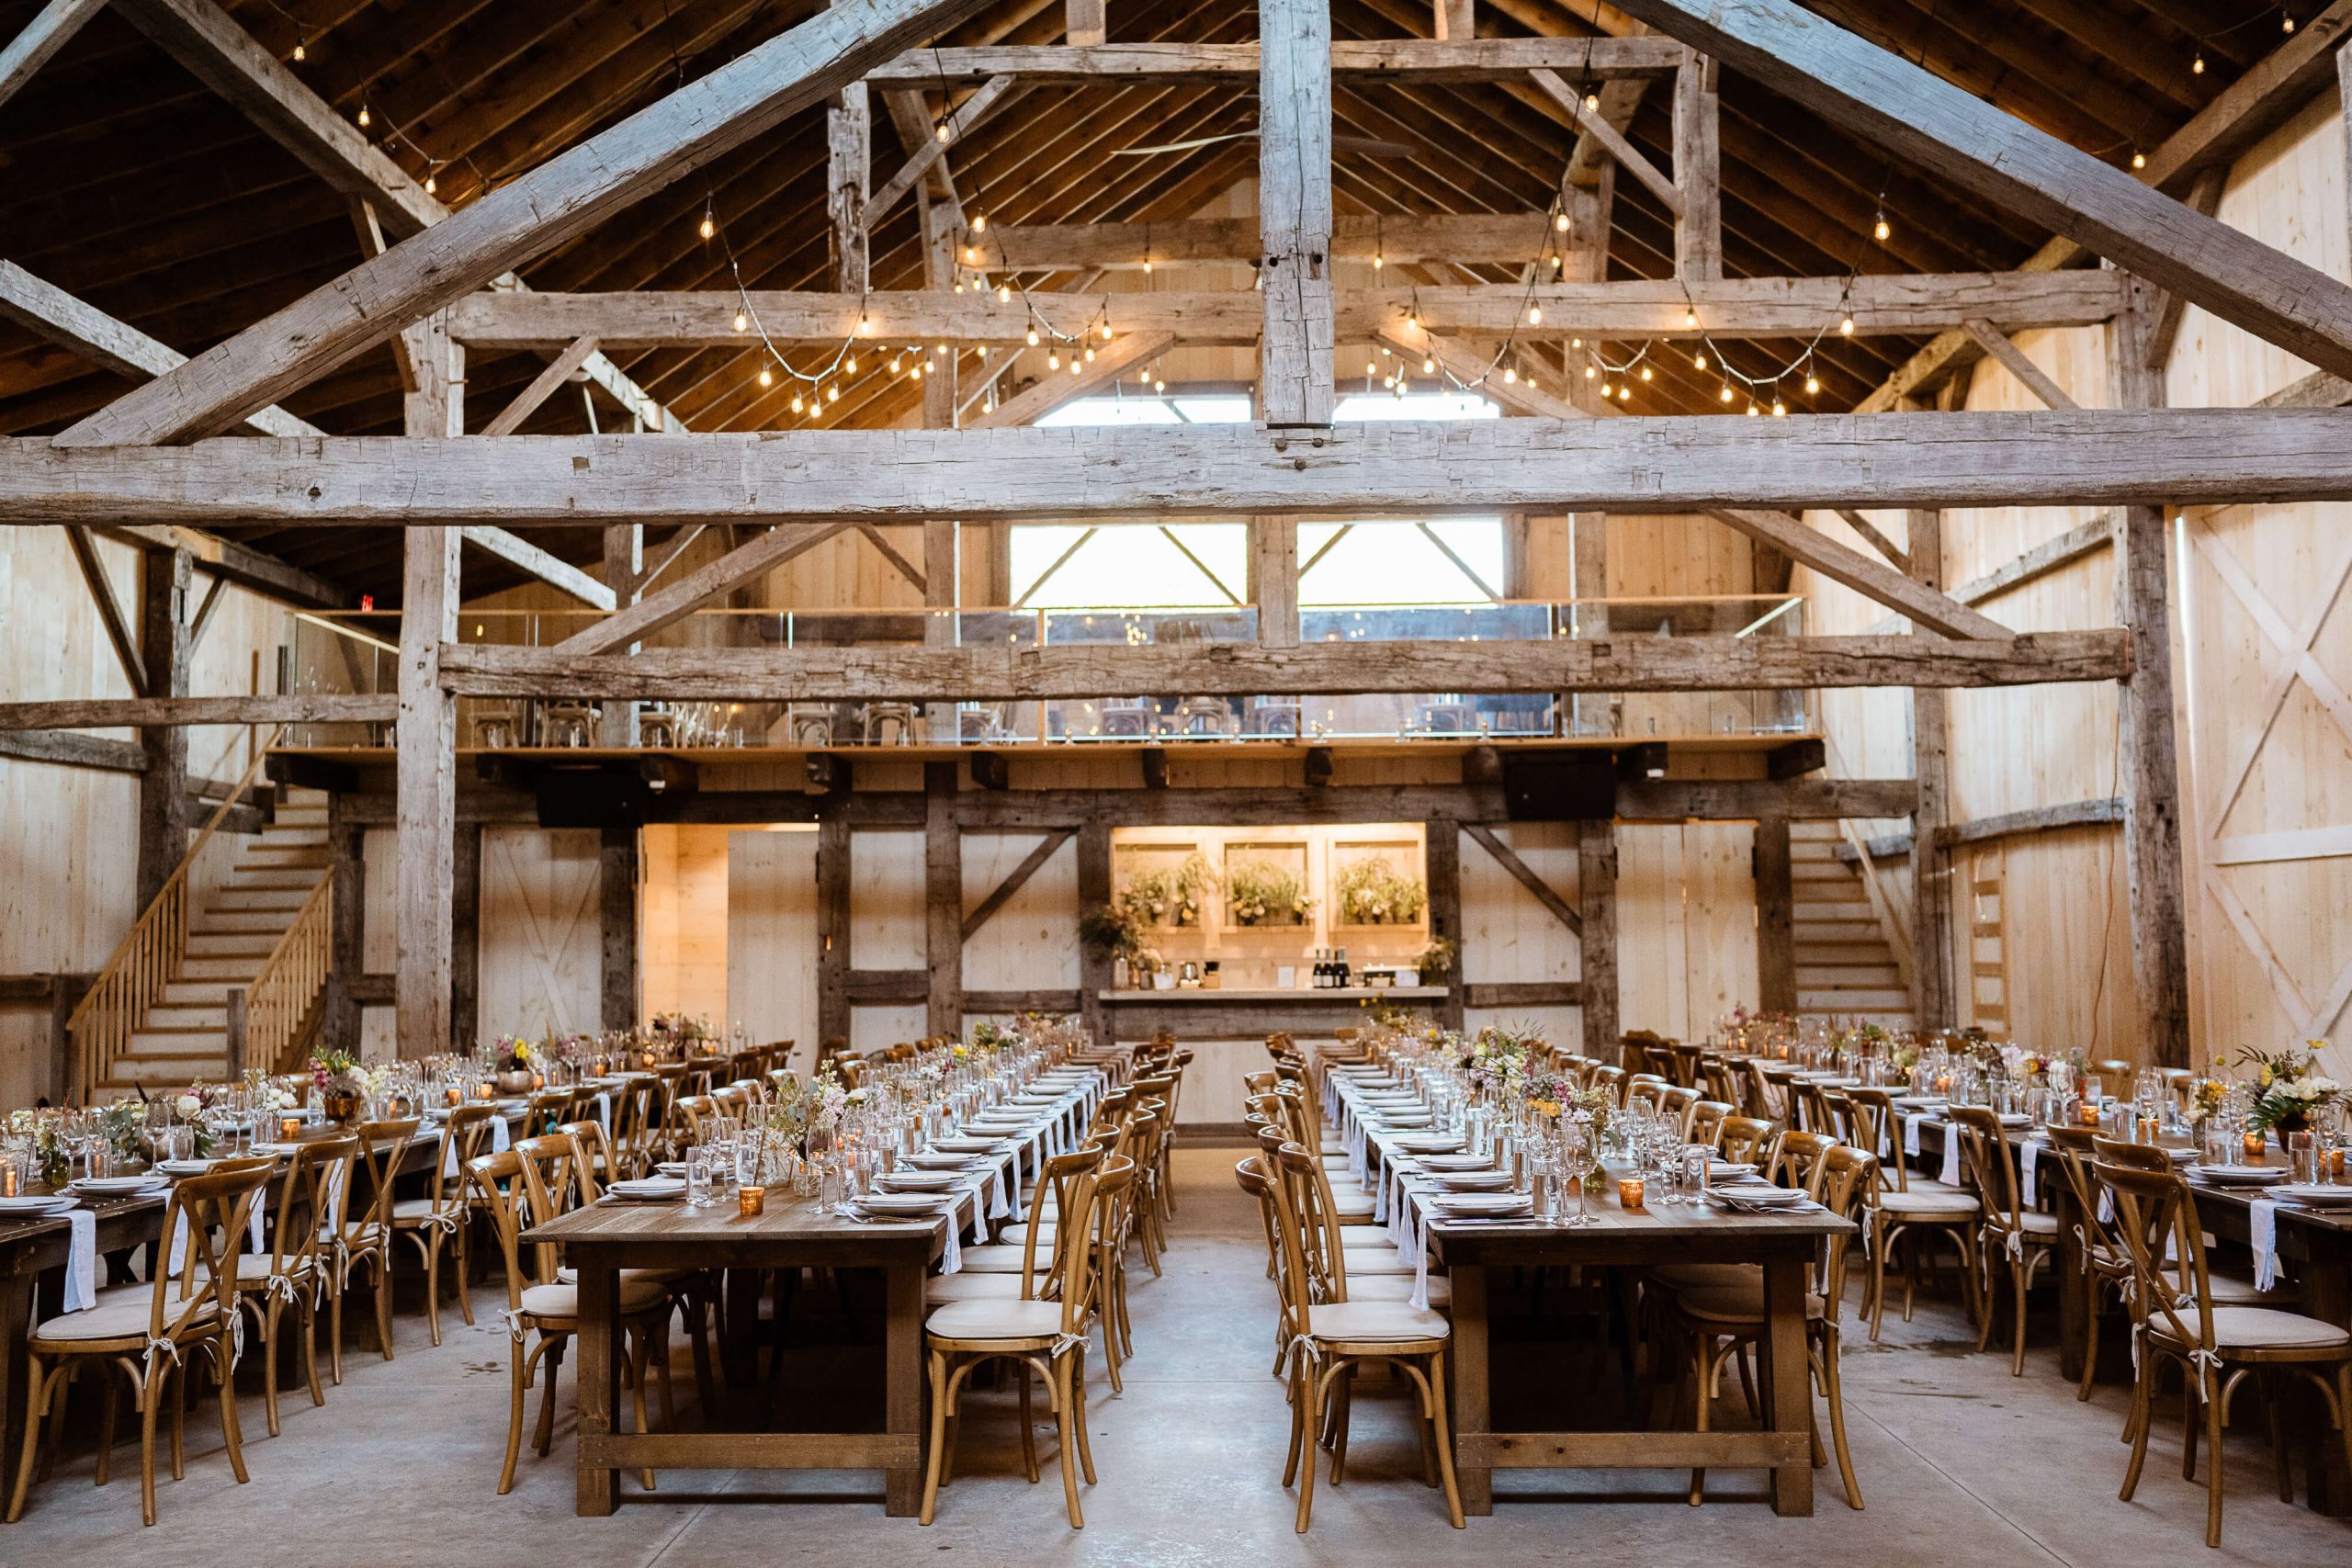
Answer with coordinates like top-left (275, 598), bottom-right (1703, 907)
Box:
top-left (1559, 1117), bottom-right (1600, 1227)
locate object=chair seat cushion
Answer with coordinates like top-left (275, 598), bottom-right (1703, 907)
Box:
top-left (1340, 1247), bottom-right (1417, 1277)
top-left (390, 1197), bottom-right (460, 1224)
top-left (32, 1287), bottom-right (212, 1347)
top-left (518, 1278), bottom-right (670, 1321)
top-left (924, 1274), bottom-right (1041, 1303)
top-left (1328, 1194), bottom-right (1377, 1222)
top-left (1879, 1187), bottom-right (1980, 1217)
top-left (953, 1246), bottom-right (1039, 1274)
top-left (1669, 1282), bottom-right (1830, 1326)
top-left (1336, 1224), bottom-right (1393, 1247)
top-left (925, 1298), bottom-right (1069, 1342)
top-left (1341, 1275), bottom-right (1452, 1308)
top-left (1306, 1301), bottom-right (1450, 1343)
top-left (2201, 1269), bottom-right (2299, 1308)
top-left (318, 1222), bottom-right (386, 1249)
top-left (2014, 1210), bottom-right (2061, 1239)
top-left (2157, 1306), bottom-right (2351, 1352)
top-left (1647, 1262), bottom-right (1759, 1294)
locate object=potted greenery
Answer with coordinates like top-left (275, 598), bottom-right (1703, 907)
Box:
top-left (309, 1050), bottom-right (379, 1123)
top-left (1336, 855), bottom-right (1426, 925)
top-left (1227, 860), bottom-right (1312, 926)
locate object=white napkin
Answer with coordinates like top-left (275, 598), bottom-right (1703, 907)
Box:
top-left (2249, 1197), bottom-right (2279, 1291)
top-left (1939, 1123), bottom-right (1962, 1187)
top-left (2019, 1139), bottom-right (2040, 1207)
top-left (939, 1204), bottom-right (963, 1275)
top-left (1409, 1186), bottom-right (1431, 1312)
top-left (594, 1091), bottom-right (614, 1132)
top-left (440, 1113), bottom-right (511, 1179)
top-left (63, 1208), bottom-right (96, 1313)
top-left (1904, 1114), bottom-right (1924, 1157)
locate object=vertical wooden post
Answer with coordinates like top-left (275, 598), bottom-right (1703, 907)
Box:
top-left (1577, 818), bottom-right (1620, 1058)
top-left (598, 525), bottom-right (641, 746)
top-left (451, 822), bottom-right (482, 1047)
top-left (1077, 820), bottom-right (1112, 1046)
top-left (1425, 818), bottom-right (1464, 1031)
top-left (395, 310), bottom-right (461, 1060)
top-left (817, 813), bottom-right (851, 1047)
top-left (135, 545), bottom-right (191, 909)
top-left (326, 803), bottom-right (365, 1053)
top-left (1065, 0), bottom-right (1107, 45)
top-left (1907, 507), bottom-right (1955, 1031)
top-left (222, 987), bottom-right (247, 1080)
top-left (829, 75), bottom-right (870, 296)
top-left (1254, 515), bottom-right (1299, 647)
top-left (1259, 0), bottom-right (1333, 428)
top-left (1431, 0), bottom-right (1473, 39)
top-left (2106, 277), bottom-right (2191, 1066)
top-left (1672, 51), bottom-right (1721, 283)
top-left (599, 824), bottom-right (638, 1032)
top-left (924, 762), bottom-right (962, 1040)
top-left (1755, 817), bottom-right (1797, 1013)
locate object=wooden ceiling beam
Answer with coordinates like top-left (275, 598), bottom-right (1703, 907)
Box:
top-left (443, 630), bottom-right (2131, 704)
top-left (458, 525), bottom-right (616, 610)
top-left (0, 261), bottom-right (322, 439)
top-left (60, 0), bottom-right (991, 447)
top-left (16, 411), bottom-right (2352, 525)
top-left (968, 211), bottom-right (1549, 267)
top-left (0, 0), bottom-right (111, 113)
top-left (1607, 0), bottom-right (2352, 385)
top-left (447, 274), bottom-right (2126, 349)
top-left (552, 523), bottom-right (855, 658)
top-left (865, 35), bottom-right (1688, 84)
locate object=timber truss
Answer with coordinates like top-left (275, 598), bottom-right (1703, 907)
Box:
top-left (7, 0), bottom-right (2352, 1070)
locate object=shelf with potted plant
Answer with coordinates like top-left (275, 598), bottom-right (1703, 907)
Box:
top-left (1327, 847), bottom-right (1430, 938)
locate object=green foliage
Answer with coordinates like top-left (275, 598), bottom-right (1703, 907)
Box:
top-left (1337, 855), bottom-right (1425, 925)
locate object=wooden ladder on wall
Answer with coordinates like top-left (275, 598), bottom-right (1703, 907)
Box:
top-left (1967, 850), bottom-right (2009, 1038)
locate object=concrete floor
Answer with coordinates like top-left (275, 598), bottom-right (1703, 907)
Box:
top-left (6, 1146), bottom-right (2347, 1564)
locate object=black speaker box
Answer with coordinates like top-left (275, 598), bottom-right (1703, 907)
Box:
top-left (1498, 751), bottom-right (1617, 820)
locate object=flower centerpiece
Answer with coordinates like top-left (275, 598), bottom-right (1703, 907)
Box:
top-left (309, 1050), bottom-right (379, 1123)
top-left (1226, 859), bottom-right (1312, 927)
top-left (1412, 935), bottom-right (1455, 981)
top-left (1080, 904), bottom-right (1145, 981)
top-left (7, 1108), bottom-right (70, 1189)
top-left (2237, 1043), bottom-right (2342, 1137)
top-left (489, 1035), bottom-right (537, 1093)
top-left (1337, 855), bottom-right (1426, 926)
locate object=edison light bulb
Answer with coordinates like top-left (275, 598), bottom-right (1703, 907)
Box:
top-left (1554, 212), bottom-right (1570, 232)
top-left (1720, 385), bottom-right (1734, 403)
top-left (1527, 304), bottom-right (1543, 325)
top-left (1839, 316), bottom-right (1855, 335)
top-left (424, 173), bottom-right (436, 195)
top-left (1047, 352), bottom-right (1060, 369)
top-left (998, 284), bottom-right (1012, 303)
top-left (1503, 367), bottom-right (1517, 384)
top-left (292, 39), bottom-right (306, 62)
top-left (699, 213), bottom-right (715, 240)
top-left (844, 355), bottom-right (857, 375)
top-left (356, 104), bottom-right (370, 128)
top-left (971, 211), bottom-right (987, 232)
top-left (1026, 329), bottom-right (1039, 346)
top-left (732, 310), bottom-right (747, 333)
top-left (1422, 356), bottom-right (1434, 374)
top-left (1872, 214), bottom-right (1890, 242)
top-left (757, 367), bottom-right (772, 388)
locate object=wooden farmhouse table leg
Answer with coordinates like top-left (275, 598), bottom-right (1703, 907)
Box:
top-left (884, 1261), bottom-right (924, 1517)
top-left (1759, 1253), bottom-right (1815, 1517)
top-left (574, 1261), bottom-right (620, 1517)
top-left (0, 1261), bottom-right (29, 1488)
top-left (2301, 1258), bottom-right (2352, 1516)
top-left (1450, 1263), bottom-right (1493, 1515)
top-left (2052, 1177), bottom-right (2091, 1382)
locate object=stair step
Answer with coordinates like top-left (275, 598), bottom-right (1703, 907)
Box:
top-left (255, 829), bottom-right (328, 851)
top-left (1793, 905), bottom-right (1875, 926)
top-left (121, 1042), bottom-right (226, 1061)
top-left (1797, 987), bottom-right (1912, 1010)
top-left (209, 888), bottom-right (311, 913)
top-left (186, 932), bottom-right (277, 957)
top-left (99, 1063), bottom-right (228, 1090)
top-left (180, 956), bottom-right (264, 980)
top-left (242, 845), bottom-right (330, 868)
top-left (142, 1005), bottom-right (230, 1030)
top-left (230, 866), bottom-right (323, 889)
top-left (191, 911), bottom-right (300, 935)
top-left (1799, 965), bottom-right (1903, 988)
top-left (1793, 916), bottom-right (1883, 938)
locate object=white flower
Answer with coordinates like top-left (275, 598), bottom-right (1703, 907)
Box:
top-left (175, 1094), bottom-right (201, 1118)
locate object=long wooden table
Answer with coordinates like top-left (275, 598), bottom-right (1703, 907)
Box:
top-left (1325, 1067), bottom-right (1853, 1516)
top-left (529, 1193), bottom-right (949, 1517)
top-left (0, 1110), bottom-right (525, 1485)
top-left (524, 1067), bottom-right (1108, 1517)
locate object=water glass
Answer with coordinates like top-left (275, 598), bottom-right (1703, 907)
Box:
top-left (684, 1145), bottom-right (713, 1207)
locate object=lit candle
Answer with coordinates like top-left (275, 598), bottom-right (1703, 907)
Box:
top-left (2078, 1100), bottom-right (2101, 1127)
top-left (2243, 1129), bottom-right (2267, 1159)
top-left (2137, 1114), bottom-right (2160, 1144)
top-left (280, 1115), bottom-right (302, 1142)
top-left (738, 1184), bottom-right (767, 1216)
top-left (1616, 1177), bottom-right (1645, 1210)
top-left (1, 1164), bottom-right (17, 1199)
top-left (445, 1086), bottom-right (460, 1108)
top-left (476, 1082), bottom-right (493, 1100)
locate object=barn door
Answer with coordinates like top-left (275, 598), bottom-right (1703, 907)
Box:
top-left (728, 829), bottom-right (819, 1075)
top-left (477, 828), bottom-right (604, 1042)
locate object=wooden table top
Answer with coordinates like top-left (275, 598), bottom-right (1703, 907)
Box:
top-left (527, 1190), bottom-right (949, 1270)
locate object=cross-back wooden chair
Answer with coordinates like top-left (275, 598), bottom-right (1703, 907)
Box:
top-left (1951, 1104), bottom-right (2055, 1375)
top-left (394, 1102), bottom-right (498, 1345)
top-left (469, 1141), bottom-right (674, 1496)
top-left (2098, 1158), bottom-right (2352, 1547)
top-left (6, 1158), bottom-right (275, 1527)
top-left (920, 1148), bottom-right (1109, 1527)
top-left (240, 1133), bottom-right (357, 1436)
top-left (1266, 1141), bottom-right (1462, 1533)
top-left (322, 1118), bottom-right (415, 1382)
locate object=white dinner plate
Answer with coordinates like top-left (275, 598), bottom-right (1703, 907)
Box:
top-left (1418, 1154), bottom-right (1497, 1171)
top-left (2276, 1183), bottom-right (2352, 1207)
top-left (1426, 1192), bottom-right (1531, 1214)
top-left (1394, 1135), bottom-right (1466, 1154)
top-left (2190, 1165), bottom-right (2290, 1185)
top-left (858, 1194), bottom-right (951, 1216)
top-left (606, 1178), bottom-right (686, 1201)
top-left (1710, 1184), bottom-right (1810, 1206)
top-left (0, 1195), bottom-right (76, 1216)
top-left (933, 1138), bottom-right (1007, 1154)
top-left (876, 1172), bottom-right (961, 1191)
top-left (1434, 1172), bottom-right (1515, 1190)
top-left (155, 1159), bottom-right (218, 1178)
top-left (69, 1176), bottom-right (166, 1196)
top-left (902, 1153), bottom-right (981, 1170)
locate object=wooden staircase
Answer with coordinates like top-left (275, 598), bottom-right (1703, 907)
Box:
top-left (1790, 820), bottom-right (1916, 1030)
top-left (74, 770), bottom-right (336, 1098)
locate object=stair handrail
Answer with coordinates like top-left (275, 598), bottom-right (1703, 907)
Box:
top-left (247, 869), bottom-right (334, 1077)
top-left (66, 727), bottom-right (285, 1104)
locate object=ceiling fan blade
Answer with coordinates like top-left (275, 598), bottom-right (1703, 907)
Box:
top-left (1112, 130), bottom-right (1259, 155)
top-left (1334, 132), bottom-right (1423, 161)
